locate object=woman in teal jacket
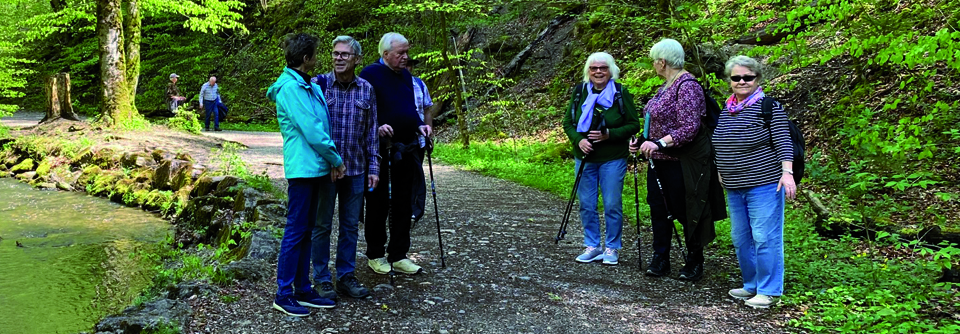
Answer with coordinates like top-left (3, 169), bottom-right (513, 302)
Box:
top-left (562, 52), bottom-right (641, 266)
top-left (266, 33), bottom-right (345, 317)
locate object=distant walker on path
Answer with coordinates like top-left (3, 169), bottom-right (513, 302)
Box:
top-left (198, 76), bottom-right (221, 131)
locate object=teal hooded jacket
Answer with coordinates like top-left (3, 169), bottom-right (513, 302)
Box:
top-left (267, 67), bottom-right (343, 179)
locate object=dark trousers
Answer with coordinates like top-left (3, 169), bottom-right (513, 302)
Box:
top-left (365, 144), bottom-right (420, 263)
top-left (203, 99), bottom-right (219, 129)
top-left (646, 159), bottom-right (688, 255)
top-left (276, 177), bottom-right (321, 298)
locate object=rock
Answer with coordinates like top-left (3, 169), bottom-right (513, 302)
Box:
top-left (191, 176), bottom-right (214, 197)
top-left (165, 281), bottom-right (217, 300)
top-left (169, 160), bottom-right (194, 191)
top-left (245, 230), bottom-right (280, 261)
top-left (256, 203), bottom-right (287, 227)
top-left (35, 158), bottom-right (52, 177)
top-left (10, 158), bottom-right (34, 174)
top-left (36, 182), bottom-right (56, 189)
top-left (153, 159), bottom-right (173, 190)
top-left (235, 187), bottom-right (266, 222)
top-left (56, 181), bottom-right (74, 191)
top-left (373, 284), bottom-right (395, 293)
top-left (214, 175), bottom-right (241, 196)
top-left (94, 299), bottom-right (190, 334)
top-left (77, 165), bottom-right (102, 186)
top-left (16, 171), bottom-right (37, 180)
top-left (223, 257), bottom-right (270, 281)
top-left (175, 152), bottom-right (193, 162)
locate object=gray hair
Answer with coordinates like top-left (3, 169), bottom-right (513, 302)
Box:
top-left (581, 52), bottom-right (621, 82)
top-left (378, 32), bottom-right (408, 55)
top-left (724, 55), bottom-right (763, 82)
top-left (649, 38), bottom-right (685, 69)
top-left (332, 35), bottom-right (362, 56)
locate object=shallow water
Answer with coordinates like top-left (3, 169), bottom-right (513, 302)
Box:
top-left (0, 177), bottom-right (169, 334)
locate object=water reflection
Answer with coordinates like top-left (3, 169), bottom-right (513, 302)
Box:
top-left (0, 178), bottom-right (169, 334)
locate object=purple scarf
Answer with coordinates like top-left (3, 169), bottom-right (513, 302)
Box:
top-left (725, 86), bottom-right (765, 115)
top-left (577, 80), bottom-right (616, 132)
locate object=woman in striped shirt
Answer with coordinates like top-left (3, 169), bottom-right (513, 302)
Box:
top-left (712, 55), bottom-right (796, 309)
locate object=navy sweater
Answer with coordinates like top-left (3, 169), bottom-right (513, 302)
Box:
top-left (359, 62), bottom-right (424, 144)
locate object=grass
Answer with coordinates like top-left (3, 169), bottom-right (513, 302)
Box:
top-left (434, 137), bottom-right (960, 333)
top-left (218, 121), bottom-right (280, 132)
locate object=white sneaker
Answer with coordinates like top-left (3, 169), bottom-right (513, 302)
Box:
top-left (602, 248), bottom-right (619, 265)
top-left (744, 294), bottom-right (779, 308)
top-left (728, 288), bottom-right (756, 300)
top-left (391, 259), bottom-right (423, 275)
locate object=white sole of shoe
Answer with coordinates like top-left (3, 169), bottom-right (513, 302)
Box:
top-left (272, 303), bottom-right (309, 317)
top-left (297, 301), bottom-right (336, 309)
top-left (602, 259), bottom-right (618, 265)
top-left (575, 254), bottom-right (603, 263)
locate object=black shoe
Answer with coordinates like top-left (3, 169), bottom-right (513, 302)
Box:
top-left (204, 128), bottom-right (211, 132)
top-left (678, 261), bottom-right (704, 281)
top-left (214, 128), bottom-right (222, 132)
top-left (315, 281), bottom-right (337, 300)
top-left (679, 250), bottom-right (704, 281)
top-left (645, 253), bottom-right (670, 277)
top-left (336, 274), bottom-right (370, 298)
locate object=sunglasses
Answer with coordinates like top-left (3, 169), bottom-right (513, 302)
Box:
top-left (589, 66), bottom-right (609, 72)
top-left (730, 75), bottom-right (757, 83)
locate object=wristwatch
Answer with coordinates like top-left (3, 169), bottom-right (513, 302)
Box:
top-left (657, 138), bottom-right (668, 149)
top-left (783, 169), bottom-right (794, 175)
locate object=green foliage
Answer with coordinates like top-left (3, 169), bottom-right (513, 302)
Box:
top-left (162, 108), bottom-right (203, 134)
top-left (210, 142), bottom-right (281, 198)
top-left (219, 121), bottom-right (280, 132)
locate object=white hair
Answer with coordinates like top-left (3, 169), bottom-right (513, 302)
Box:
top-left (649, 38), bottom-right (685, 69)
top-left (378, 32), bottom-right (408, 56)
top-left (581, 52), bottom-right (621, 82)
top-left (332, 35), bottom-right (362, 56)
top-left (724, 55), bottom-right (763, 82)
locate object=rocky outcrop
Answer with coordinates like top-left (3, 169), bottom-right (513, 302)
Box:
top-left (94, 299), bottom-right (190, 334)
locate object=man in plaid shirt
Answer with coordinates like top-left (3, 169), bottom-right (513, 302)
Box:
top-left (310, 35), bottom-right (379, 300)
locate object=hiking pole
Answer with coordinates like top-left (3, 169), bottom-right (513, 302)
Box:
top-left (384, 137), bottom-right (396, 287)
top-left (426, 137), bottom-right (446, 268)
top-left (632, 150), bottom-right (643, 270)
top-left (556, 153), bottom-right (588, 244)
top-left (647, 158), bottom-right (686, 259)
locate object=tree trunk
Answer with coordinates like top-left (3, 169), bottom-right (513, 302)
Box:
top-left (122, 0), bottom-right (140, 109)
top-left (440, 8), bottom-right (469, 149)
top-left (42, 73), bottom-right (81, 123)
top-left (97, 0), bottom-right (133, 126)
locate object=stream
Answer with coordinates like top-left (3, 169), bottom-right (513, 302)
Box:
top-left (0, 177), bottom-right (170, 334)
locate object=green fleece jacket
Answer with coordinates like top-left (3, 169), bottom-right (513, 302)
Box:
top-left (562, 83), bottom-right (641, 162)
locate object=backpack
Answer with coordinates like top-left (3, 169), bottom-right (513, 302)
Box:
top-left (674, 78), bottom-right (722, 132)
top-left (569, 82), bottom-right (626, 131)
top-left (761, 97), bottom-right (805, 184)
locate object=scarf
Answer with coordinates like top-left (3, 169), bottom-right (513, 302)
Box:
top-left (577, 80), bottom-right (616, 132)
top-left (725, 86), bottom-right (765, 115)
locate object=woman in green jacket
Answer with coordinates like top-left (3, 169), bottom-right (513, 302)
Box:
top-left (562, 52), bottom-right (641, 265)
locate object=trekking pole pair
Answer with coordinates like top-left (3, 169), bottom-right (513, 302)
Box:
top-left (555, 152), bottom-right (589, 244)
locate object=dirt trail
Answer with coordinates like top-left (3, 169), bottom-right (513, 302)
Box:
top-left (1, 112), bottom-right (790, 333)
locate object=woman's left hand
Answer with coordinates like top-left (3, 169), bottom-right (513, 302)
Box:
top-left (777, 173), bottom-right (797, 200)
top-left (639, 141), bottom-right (659, 159)
top-left (587, 130), bottom-right (609, 143)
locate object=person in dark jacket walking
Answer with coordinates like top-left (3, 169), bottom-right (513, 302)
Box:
top-left (359, 32), bottom-right (429, 276)
top-left (562, 52), bottom-right (640, 266)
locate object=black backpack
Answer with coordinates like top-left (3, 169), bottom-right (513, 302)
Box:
top-left (761, 97), bottom-right (805, 184)
top-left (675, 78), bottom-right (723, 132)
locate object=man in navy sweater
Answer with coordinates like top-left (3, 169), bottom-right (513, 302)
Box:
top-left (359, 32), bottom-right (430, 276)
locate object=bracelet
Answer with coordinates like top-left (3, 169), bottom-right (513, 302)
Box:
top-left (657, 139), bottom-right (668, 148)
top-left (651, 140), bottom-right (663, 150)
top-left (783, 169), bottom-right (794, 175)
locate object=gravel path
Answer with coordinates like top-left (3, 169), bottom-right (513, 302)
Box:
top-left (2, 112), bottom-right (792, 333)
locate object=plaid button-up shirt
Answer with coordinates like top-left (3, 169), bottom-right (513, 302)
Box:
top-left (315, 72), bottom-right (380, 177)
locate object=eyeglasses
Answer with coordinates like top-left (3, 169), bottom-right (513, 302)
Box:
top-left (589, 66), bottom-right (609, 72)
top-left (730, 75), bottom-right (757, 83)
top-left (332, 51), bottom-right (356, 59)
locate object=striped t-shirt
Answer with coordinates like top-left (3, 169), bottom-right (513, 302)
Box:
top-left (712, 98), bottom-right (793, 189)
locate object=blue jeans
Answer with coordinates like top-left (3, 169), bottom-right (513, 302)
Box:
top-left (276, 177), bottom-right (322, 298)
top-left (727, 182), bottom-right (785, 296)
top-left (575, 158), bottom-right (626, 249)
top-left (203, 99), bottom-right (219, 129)
top-left (312, 174), bottom-right (364, 282)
